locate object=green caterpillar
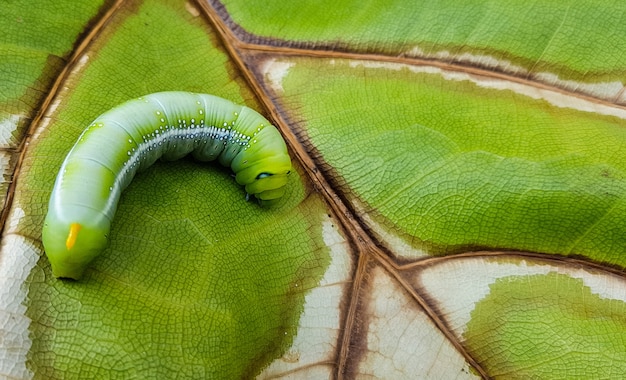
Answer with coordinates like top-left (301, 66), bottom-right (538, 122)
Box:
top-left (42, 92), bottom-right (291, 280)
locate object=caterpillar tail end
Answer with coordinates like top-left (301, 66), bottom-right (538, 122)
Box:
top-left (45, 223), bottom-right (85, 280)
top-left (42, 216), bottom-right (110, 280)
top-left (50, 260), bottom-right (87, 281)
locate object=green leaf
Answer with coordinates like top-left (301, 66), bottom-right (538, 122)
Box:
top-left (275, 59), bottom-right (626, 264)
top-left (466, 271), bottom-right (626, 378)
top-left (2, 0), bottom-right (626, 378)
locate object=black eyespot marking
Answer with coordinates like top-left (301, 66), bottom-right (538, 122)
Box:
top-left (256, 172), bottom-right (273, 179)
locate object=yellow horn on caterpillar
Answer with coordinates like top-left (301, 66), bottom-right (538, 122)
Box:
top-left (65, 223), bottom-right (82, 250)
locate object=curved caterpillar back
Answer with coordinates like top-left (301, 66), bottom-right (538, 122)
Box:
top-left (42, 92), bottom-right (291, 280)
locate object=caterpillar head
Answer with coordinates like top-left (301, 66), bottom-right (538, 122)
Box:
top-left (42, 210), bottom-right (110, 280)
top-left (246, 170), bottom-right (291, 202)
top-left (231, 125), bottom-right (292, 203)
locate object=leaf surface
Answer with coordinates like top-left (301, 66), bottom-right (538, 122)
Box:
top-left (1, 0), bottom-right (626, 378)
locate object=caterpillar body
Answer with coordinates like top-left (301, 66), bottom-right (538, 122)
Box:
top-left (42, 92), bottom-right (291, 280)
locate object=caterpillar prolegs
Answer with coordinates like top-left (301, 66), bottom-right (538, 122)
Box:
top-left (42, 92), bottom-right (292, 280)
